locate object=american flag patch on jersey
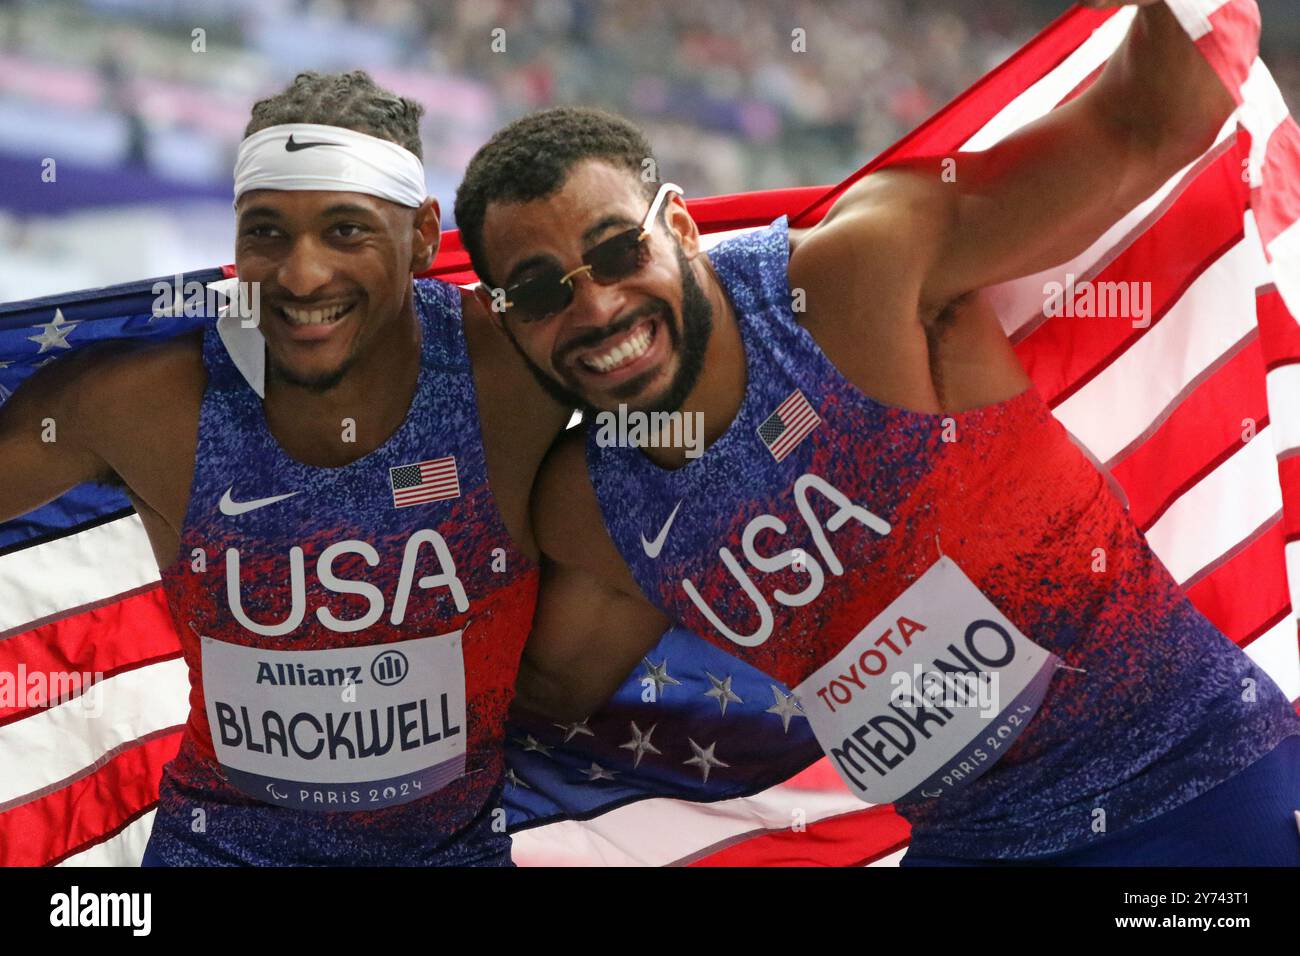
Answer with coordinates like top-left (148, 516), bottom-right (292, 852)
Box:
top-left (389, 457), bottom-right (460, 508)
top-left (757, 389), bottom-right (820, 462)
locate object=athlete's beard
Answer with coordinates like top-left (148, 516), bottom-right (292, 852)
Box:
top-left (502, 244), bottom-right (714, 415)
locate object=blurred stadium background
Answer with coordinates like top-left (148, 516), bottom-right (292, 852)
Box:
top-left (0, 0), bottom-right (1296, 301)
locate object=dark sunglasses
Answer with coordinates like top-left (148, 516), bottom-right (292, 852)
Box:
top-left (491, 181), bottom-right (683, 324)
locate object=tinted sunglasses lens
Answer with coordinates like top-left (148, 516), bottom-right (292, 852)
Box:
top-left (586, 229), bottom-right (647, 281)
top-left (509, 273), bottom-right (572, 321)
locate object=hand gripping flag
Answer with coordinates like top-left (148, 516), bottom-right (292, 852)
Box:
top-left (1, 0), bottom-right (1298, 867)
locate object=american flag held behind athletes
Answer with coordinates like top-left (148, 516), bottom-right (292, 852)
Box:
top-left (0, 0), bottom-right (1298, 866)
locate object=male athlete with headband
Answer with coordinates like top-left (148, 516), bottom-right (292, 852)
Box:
top-left (457, 1), bottom-right (1300, 865)
top-left (0, 71), bottom-right (567, 865)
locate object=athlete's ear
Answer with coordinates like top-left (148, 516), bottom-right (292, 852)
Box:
top-left (473, 284), bottom-right (506, 332)
top-left (664, 193), bottom-right (701, 260)
top-left (410, 196), bottom-right (441, 274)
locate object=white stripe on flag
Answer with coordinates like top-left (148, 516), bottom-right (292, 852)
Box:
top-left (1240, 59), bottom-right (1289, 188)
top-left (1246, 613), bottom-right (1300, 703)
top-left (1265, 364), bottom-right (1300, 458)
top-left (512, 785), bottom-right (868, 867)
top-left (0, 515), bottom-right (158, 633)
top-left (0, 658), bottom-right (188, 808)
top-left (1166, 0), bottom-right (1237, 42)
top-left (962, 8), bottom-right (1137, 152)
top-left (1053, 232), bottom-right (1269, 464)
top-left (1144, 423), bottom-right (1283, 586)
top-left (1268, 218), bottom-right (1300, 309)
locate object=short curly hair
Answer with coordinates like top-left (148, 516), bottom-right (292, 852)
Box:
top-left (454, 107), bottom-right (658, 285)
top-left (244, 70), bottom-right (425, 159)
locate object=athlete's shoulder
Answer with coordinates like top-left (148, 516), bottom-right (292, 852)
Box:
top-left (790, 165), bottom-right (950, 286)
top-left (531, 425), bottom-right (613, 571)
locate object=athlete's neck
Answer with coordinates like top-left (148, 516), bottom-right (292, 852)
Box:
top-left (263, 289), bottom-right (423, 468)
top-left (641, 256), bottom-right (744, 469)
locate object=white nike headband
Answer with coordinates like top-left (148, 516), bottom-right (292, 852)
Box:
top-left (232, 122), bottom-right (427, 208)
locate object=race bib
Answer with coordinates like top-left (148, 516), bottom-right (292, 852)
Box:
top-left (201, 632), bottom-right (467, 812)
top-left (792, 557), bottom-right (1058, 804)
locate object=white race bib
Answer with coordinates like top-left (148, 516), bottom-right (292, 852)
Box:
top-left (792, 557), bottom-right (1058, 804)
top-left (201, 632), bottom-right (467, 812)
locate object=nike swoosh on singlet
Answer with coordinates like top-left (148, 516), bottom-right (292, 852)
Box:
top-left (284, 135), bottom-right (340, 152)
top-left (641, 500), bottom-right (683, 559)
top-left (218, 487), bottom-right (301, 516)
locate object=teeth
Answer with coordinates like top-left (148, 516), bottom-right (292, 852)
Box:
top-left (282, 302), bottom-right (353, 326)
top-left (582, 325), bottom-right (653, 373)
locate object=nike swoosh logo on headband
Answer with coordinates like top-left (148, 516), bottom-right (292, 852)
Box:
top-left (284, 134), bottom-right (340, 152)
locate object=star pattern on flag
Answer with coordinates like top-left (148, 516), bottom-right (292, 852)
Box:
top-left (765, 686), bottom-right (807, 733)
top-left (642, 656), bottom-right (682, 697)
top-left (578, 762), bottom-right (618, 783)
top-left (504, 767), bottom-right (531, 790)
top-left (515, 734), bottom-right (553, 757)
top-left (27, 309), bottom-right (80, 353)
top-left (618, 721), bottom-right (662, 768)
top-left (554, 719), bottom-right (596, 743)
top-left (684, 738), bottom-right (730, 784)
top-left (704, 671), bottom-right (743, 715)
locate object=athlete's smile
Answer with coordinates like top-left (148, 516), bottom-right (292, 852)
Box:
top-left (566, 311), bottom-right (672, 391)
top-left (272, 297), bottom-right (362, 343)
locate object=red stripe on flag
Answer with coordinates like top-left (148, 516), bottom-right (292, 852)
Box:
top-left (1253, 119), bottom-right (1300, 249)
top-left (1015, 142), bottom-right (1250, 408)
top-left (0, 729), bottom-right (181, 867)
top-left (1279, 459), bottom-right (1300, 541)
top-left (688, 806), bottom-right (911, 867)
top-left (1257, 286), bottom-right (1300, 371)
top-left (779, 757), bottom-right (850, 793)
top-left (1185, 518), bottom-right (1290, 645)
top-left (790, 5), bottom-right (1120, 226)
top-left (1108, 335), bottom-right (1266, 528)
top-left (0, 586), bottom-right (183, 726)
top-left (1193, 0), bottom-right (1262, 106)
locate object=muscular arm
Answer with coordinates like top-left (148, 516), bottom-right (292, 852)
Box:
top-left (512, 432), bottom-right (671, 724)
top-left (462, 292), bottom-right (572, 563)
top-left (812, 1), bottom-right (1240, 313)
top-left (0, 336), bottom-right (203, 563)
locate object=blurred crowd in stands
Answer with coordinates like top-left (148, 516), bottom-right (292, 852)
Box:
top-left (2, 0), bottom-right (1296, 207)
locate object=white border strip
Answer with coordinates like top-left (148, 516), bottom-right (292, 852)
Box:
top-left (0, 515), bottom-right (159, 633)
top-left (0, 658), bottom-right (188, 808)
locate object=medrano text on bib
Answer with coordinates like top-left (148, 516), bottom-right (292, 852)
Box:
top-left (201, 631), bottom-right (466, 811)
top-left (793, 557), bottom-right (1058, 804)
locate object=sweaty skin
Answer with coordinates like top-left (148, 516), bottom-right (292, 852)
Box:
top-left (0, 188), bottom-right (566, 580)
top-left (488, 1), bottom-right (1238, 722)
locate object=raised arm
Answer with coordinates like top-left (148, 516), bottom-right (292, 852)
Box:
top-left (814, 0), bottom-right (1241, 313)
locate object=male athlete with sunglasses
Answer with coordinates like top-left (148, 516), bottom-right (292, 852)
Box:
top-left (0, 71), bottom-right (569, 865)
top-left (456, 0), bottom-right (1300, 866)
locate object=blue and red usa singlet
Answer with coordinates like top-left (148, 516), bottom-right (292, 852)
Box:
top-left (586, 217), bottom-right (1300, 860)
top-left (147, 279), bottom-right (537, 865)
